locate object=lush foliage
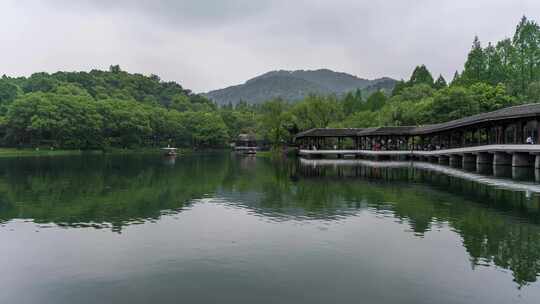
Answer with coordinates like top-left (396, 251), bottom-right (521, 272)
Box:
top-left (250, 16), bottom-right (540, 140)
top-left (0, 67), bottom-right (229, 149)
top-left (2, 16), bottom-right (540, 148)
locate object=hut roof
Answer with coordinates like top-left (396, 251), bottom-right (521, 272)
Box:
top-left (237, 134), bottom-right (257, 141)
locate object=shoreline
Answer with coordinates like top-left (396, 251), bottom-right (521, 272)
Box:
top-left (0, 148), bottom-right (178, 158)
top-left (0, 148), bottom-right (287, 158)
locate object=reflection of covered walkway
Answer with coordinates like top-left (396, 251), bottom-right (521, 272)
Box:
top-left (295, 104), bottom-right (540, 168)
top-left (299, 158), bottom-right (540, 192)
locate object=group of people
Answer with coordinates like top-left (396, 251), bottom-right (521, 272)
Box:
top-left (303, 135), bottom-right (537, 151)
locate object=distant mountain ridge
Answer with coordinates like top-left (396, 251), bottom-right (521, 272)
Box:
top-left (205, 69), bottom-right (397, 105)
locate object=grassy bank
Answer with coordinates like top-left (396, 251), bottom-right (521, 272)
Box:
top-left (256, 147), bottom-right (298, 158)
top-left (0, 147), bottom-right (285, 158)
top-left (0, 148), bottom-right (95, 158)
top-left (0, 147), bottom-right (222, 158)
top-left (0, 148), bottom-right (162, 158)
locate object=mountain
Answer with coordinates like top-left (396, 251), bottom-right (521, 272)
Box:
top-left (205, 69), bottom-right (397, 105)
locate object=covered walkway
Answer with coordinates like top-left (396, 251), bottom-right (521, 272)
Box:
top-left (295, 104), bottom-right (540, 168)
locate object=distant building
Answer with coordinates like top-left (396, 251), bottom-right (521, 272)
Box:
top-left (234, 134), bottom-right (258, 154)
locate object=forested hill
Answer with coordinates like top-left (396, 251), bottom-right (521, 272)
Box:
top-left (0, 66), bottom-right (229, 149)
top-left (0, 65), bottom-right (208, 109)
top-left (205, 69), bottom-right (397, 105)
top-left (1, 16), bottom-right (539, 151)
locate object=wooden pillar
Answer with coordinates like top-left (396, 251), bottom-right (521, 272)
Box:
top-left (513, 122), bottom-right (518, 144)
top-left (537, 119), bottom-right (540, 143)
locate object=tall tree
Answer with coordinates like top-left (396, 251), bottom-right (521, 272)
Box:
top-left (434, 75), bottom-right (448, 89)
top-left (341, 89), bottom-right (363, 115)
top-left (461, 36), bottom-right (486, 84)
top-left (409, 65), bottom-right (434, 87)
top-left (363, 90), bottom-right (387, 111)
top-left (260, 99), bottom-right (293, 146)
top-left (451, 71), bottom-right (461, 86)
top-left (484, 42), bottom-right (505, 85)
top-left (391, 80), bottom-right (408, 96)
top-left (512, 16), bottom-right (540, 95)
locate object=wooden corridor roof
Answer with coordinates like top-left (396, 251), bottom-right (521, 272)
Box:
top-left (414, 103), bottom-right (540, 134)
top-left (294, 128), bottom-right (364, 138)
top-left (295, 103), bottom-right (540, 139)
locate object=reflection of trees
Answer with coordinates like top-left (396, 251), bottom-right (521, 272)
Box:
top-left (247, 160), bottom-right (540, 287)
top-left (1, 154), bottom-right (540, 286)
top-left (0, 155), bottom-right (229, 232)
top-left (220, 157), bottom-right (365, 219)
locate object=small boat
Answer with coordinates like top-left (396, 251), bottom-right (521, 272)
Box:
top-left (161, 147), bottom-right (178, 157)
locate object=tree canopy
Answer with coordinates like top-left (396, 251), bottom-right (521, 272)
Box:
top-left (1, 16), bottom-right (540, 149)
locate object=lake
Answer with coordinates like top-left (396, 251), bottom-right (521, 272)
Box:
top-left (1, 153), bottom-right (540, 304)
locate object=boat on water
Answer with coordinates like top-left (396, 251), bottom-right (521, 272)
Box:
top-left (161, 147), bottom-right (179, 157)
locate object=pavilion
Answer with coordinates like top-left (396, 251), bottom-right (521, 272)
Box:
top-left (294, 103), bottom-right (540, 168)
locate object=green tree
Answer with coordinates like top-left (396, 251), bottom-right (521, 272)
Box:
top-left (181, 111), bottom-right (229, 147)
top-left (391, 80), bottom-right (408, 96)
top-left (512, 16), bottom-right (540, 95)
top-left (342, 89), bottom-right (363, 115)
top-left (469, 82), bottom-right (516, 112)
top-left (434, 75), bottom-right (448, 89)
top-left (484, 42), bottom-right (506, 85)
top-left (341, 111), bottom-right (379, 128)
top-left (430, 86), bottom-right (478, 122)
top-left (363, 90), bottom-right (387, 111)
top-left (409, 65), bottom-right (434, 87)
top-left (451, 71), bottom-right (461, 86)
top-left (304, 94), bottom-right (342, 128)
top-left (0, 78), bottom-right (20, 104)
top-left (461, 36), bottom-right (486, 85)
top-left (526, 81), bottom-right (540, 101)
top-left (260, 99), bottom-right (293, 146)
top-left (495, 38), bottom-right (517, 93)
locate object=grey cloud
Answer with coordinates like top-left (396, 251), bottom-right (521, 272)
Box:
top-left (45, 0), bottom-right (276, 28)
top-left (2, 0), bottom-right (540, 92)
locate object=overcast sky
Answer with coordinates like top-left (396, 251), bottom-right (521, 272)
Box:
top-left (1, 0), bottom-right (540, 92)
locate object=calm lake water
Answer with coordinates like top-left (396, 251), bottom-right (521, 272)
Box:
top-left (2, 153), bottom-right (540, 304)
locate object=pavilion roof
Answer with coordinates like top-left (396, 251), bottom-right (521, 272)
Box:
top-left (357, 126), bottom-right (417, 136)
top-left (413, 103), bottom-right (540, 134)
top-left (295, 103), bottom-right (540, 139)
top-left (294, 128), bottom-right (364, 138)
top-left (237, 134), bottom-right (257, 141)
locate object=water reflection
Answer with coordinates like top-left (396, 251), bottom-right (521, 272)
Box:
top-left (296, 158), bottom-right (540, 286)
top-left (161, 155), bottom-right (177, 166)
top-left (0, 155), bottom-right (229, 232)
top-left (1, 154), bottom-right (540, 287)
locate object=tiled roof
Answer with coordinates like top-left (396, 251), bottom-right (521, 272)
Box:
top-left (294, 128), bottom-right (364, 138)
top-left (295, 103), bottom-right (540, 138)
